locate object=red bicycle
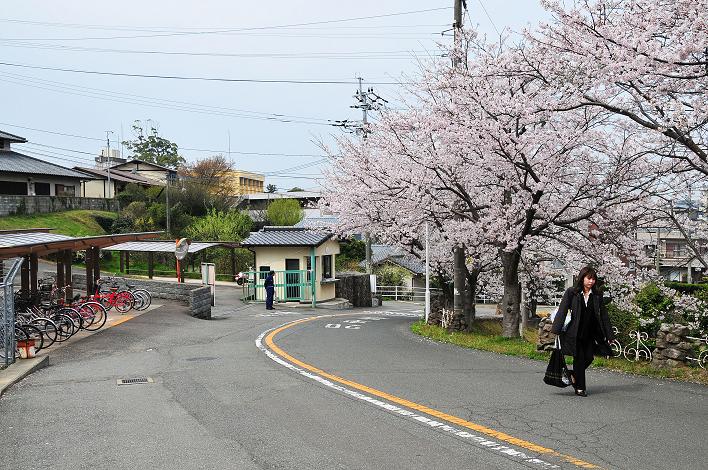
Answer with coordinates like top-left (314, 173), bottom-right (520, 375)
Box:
top-left (92, 278), bottom-right (135, 313)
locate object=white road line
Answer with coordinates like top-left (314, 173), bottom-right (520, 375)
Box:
top-left (255, 323), bottom-right (560, 469)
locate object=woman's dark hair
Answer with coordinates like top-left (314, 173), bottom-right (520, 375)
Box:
top-left (575, 266), bottom-right (598, 291)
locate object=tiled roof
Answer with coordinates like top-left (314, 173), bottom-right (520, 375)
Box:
top-left (0, 150), bottom-right (92, 179)
top-left (0, 130), bottom-right (27, 143)
top-left (241, 226), bottom-right (331, 247)
top-left (362, 244), bottom-right (426, 275)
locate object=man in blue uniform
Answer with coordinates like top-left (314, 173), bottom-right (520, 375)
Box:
top-left (264, 270), bottom-right (275, 310)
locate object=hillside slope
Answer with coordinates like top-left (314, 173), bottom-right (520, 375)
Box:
top-left (0, 210), bottom-right (118, 237)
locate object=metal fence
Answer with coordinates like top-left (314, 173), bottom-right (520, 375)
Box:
top-left (1, 258), bottom-right (23, 368)
top-left (240, 270), bottom-right (313, 303)
top-left (377, 285), bottom-right (442, 302)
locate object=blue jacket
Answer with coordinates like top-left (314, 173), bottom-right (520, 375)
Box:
top-left (264, 274), bottom-right (274, 289)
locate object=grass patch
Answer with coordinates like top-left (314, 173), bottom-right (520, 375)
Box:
top-left (411, 320), bottom-right (708, 386)
top-left (0, 210), bottom-right (118, 237)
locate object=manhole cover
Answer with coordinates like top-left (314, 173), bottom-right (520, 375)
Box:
top-left (185, 356), bottom-right (218, 362)
top-left (117, 377), bottom-right (154, 385)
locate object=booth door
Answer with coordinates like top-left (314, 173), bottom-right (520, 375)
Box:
top-left (285, 259), bottom-right (301, 300)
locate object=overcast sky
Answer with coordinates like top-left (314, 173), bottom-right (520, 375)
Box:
top-left (1, 1), bottom-right (550, 190)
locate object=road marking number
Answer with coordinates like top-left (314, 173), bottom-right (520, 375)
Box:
top-left (324, 317), bottom-right (388, 330)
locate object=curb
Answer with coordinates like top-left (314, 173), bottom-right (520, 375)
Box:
top-left (0, 355), bottom-right (49, 398)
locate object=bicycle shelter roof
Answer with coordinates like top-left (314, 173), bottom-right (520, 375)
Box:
top-left (0, 230), bottom-right (163, 257)
top-left (103, 241), bottom-right (233, 253)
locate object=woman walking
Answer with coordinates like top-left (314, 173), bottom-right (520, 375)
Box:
top-left (551, 266), bottom-right (615, 396)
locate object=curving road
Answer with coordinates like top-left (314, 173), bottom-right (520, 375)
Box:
top-left (0, 300), bottom-right (705, 469)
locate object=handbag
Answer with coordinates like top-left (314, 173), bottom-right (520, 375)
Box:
top-left (543, 337), bottom-right (572, 388)
top-left (550, 308), bottom-right (571, 332)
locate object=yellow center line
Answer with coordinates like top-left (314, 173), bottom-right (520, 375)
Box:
top-left (265, 316), bottom-right (600, 469)
top-left (109, 314), bottom-right (136, 327)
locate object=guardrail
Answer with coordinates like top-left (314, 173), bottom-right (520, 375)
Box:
top-left (1, 258), bottom-right (23, 368)
top-left (376, 285), bottom-right (442, 302)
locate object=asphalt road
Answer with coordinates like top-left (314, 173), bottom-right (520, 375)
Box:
top-left (0, 300), bottom-right (705, 469)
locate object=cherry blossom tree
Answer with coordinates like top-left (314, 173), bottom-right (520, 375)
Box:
top-left (527, 0), bottom-right (707, 175)
top-left (324, 19), bottom-right (663, 337)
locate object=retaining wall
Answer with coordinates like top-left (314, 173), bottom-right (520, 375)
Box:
top-left (0, 195), bottom-right (119, 216)
top-left (335, 272), bottom-right (372, 307)
top-left (71, 274), bottom-right (211, 319)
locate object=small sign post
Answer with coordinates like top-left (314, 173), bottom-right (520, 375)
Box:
top-left (201, 262), bottom-right (216, 306)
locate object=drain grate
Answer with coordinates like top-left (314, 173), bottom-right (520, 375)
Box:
top-left (116, 377), bottom-right (154, 385)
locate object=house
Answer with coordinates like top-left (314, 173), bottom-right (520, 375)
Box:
top-left (224, 170), bottom-right (265, 195)
top-left (0, 130), bottom-right (92, 196)
top-left (235, 190), bottom-right (322, 211)
top-left (240, 226), bottom-right (340, 305)
top-left (364, 244), bottom-right (426, 290)
top-left (109, 159), bottom-right (177, 185)
top-left (636, 226), bottom-right (706, 282)
top-left (74, 166), bottom-right (160, 198)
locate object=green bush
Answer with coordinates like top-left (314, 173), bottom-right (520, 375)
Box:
top-left (266, 199), bottom-right (303, 226)
top-left (607, 303), bottom-right (640, 342)
top-left (374, 263), bottom-right (408, 287)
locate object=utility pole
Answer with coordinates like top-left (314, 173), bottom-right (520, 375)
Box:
top-left (166, 173), bottom-right (171, 237)
top-left (453, 0), bottom-right (466, 320)
top-left (105, 130), bottom-right (114, 198)
top-left (357, 77), bottom-right (373, 274)
top-left (341, 76), bottom-right (387, 275)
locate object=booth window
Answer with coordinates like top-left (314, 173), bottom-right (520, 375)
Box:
top-left (322, 255), bottom-right (332, 279)
top-left (259, 266), bottom-right (270, 280)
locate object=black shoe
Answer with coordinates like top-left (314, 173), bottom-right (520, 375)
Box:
top-left (574, 390), bottom-right (588, 397)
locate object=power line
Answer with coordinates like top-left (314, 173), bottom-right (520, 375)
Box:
top-left (0, 17), bottom-right (446, 32)
top-left (0, 122), bottom-right (104, 141)
top-left (0, 7), bottom-right (452, 41)
top-left (0, 41), bottom-right (434, 59)
top-left (0, 72), bottom-right (336, 125)
top-left (0, 124), bottom-right (330, 159)
top-left (0, 61), bottom-right (409, 85)
top-left (475, 0), bottom-right (500, 36)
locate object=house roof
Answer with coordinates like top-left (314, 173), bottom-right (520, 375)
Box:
top-left (241, 226), bottom-right (332, 247)
top-left (73, 166), bottom-right (157, 185)
top-left (0, 150), bottom-right (93, 179)
top-left (111, 159), bottom-right (175, 172)
top-left (363, 244), bottom-right (426, 275)
top-left (241, 191), bottom-right (322, 201)
top-left (0, 130), bottom-right (27, 143)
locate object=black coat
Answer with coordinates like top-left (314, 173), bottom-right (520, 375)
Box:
top-left (551, 287), bottom-right (615, 357)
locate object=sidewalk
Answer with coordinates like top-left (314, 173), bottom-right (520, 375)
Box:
top-left (0, 302), bottom-right (161, 398)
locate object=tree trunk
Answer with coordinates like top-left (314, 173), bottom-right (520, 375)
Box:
top-left (500, 249), bottom-right (521, 338)
top-left (463, 267), bottom-right (478, 332)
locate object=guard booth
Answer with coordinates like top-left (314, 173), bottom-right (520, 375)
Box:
top-left (240, 227), bottom-right (340, 307)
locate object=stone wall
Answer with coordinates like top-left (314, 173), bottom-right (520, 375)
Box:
top-left (652, 323), bottom-right (695, 368)
top-left (335, 272), bottom-right (372, 308)
top-left (189, 287), bottom-right (212, 319)
top-left (0, 195), bottom-right (119, 216)
top-left (71, 274), bottom-right (211, 319)
top-left (536, 317), bottom-right (556, 351)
